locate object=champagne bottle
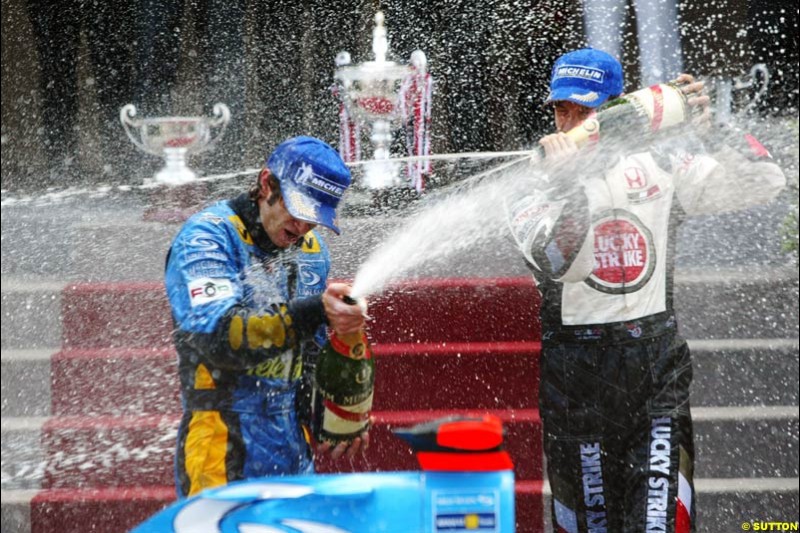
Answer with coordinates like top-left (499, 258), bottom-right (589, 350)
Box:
top-left (312, 299), bottom-right (375, 446)
top-left (564, 83), bottom-right (689, 147)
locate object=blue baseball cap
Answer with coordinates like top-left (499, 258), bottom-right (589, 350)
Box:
top-left (267, 136), bottom-right (351, 235)
top-left (545, 48), bottom-right (624, 108)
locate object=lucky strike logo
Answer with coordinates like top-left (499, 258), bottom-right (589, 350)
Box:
top-left (594, 219), bottom-right (646, 280)
top-left (587, 211), bottom-right (655, 294)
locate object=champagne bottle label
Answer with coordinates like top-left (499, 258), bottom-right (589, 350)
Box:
top-left (565, 83), bottom-right (688, 148)
top-left (624, 83), bottom-right (687, 132)
top-left (317, 391), bottom-right (374, 441)
top-left (312, 330), bottom-right (375, 445)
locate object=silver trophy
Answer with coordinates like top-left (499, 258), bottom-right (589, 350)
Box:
top-left (335, 12), bottom-right (414, 189)
top-left (120, 103), bottom-right (230, 185)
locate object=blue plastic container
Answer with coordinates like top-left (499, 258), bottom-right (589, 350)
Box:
top-left (132, 415), bottom-right (515, 532)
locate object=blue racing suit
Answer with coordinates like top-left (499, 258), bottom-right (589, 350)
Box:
top-left (165, 193), bottom-right (330, 497)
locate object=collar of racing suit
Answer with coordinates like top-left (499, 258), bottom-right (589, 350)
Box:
top-left (229, 193), bottom-right (303, 254)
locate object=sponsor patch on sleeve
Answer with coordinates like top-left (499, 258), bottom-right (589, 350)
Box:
top-left (187, 277), bottom-right (235, 307)
top-left (301, 232), bottom-right (321, 253)
top-left (227, 215), bottom-right (254, 245)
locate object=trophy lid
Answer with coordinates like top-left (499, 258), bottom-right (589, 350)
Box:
top-left (334, 11), bottom-right (411, 84)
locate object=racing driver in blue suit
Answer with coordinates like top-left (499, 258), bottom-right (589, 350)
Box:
top-left (165, 136), bottom-right (367, 497)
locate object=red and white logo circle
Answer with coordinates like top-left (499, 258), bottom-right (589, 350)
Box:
top-left (586, 210), bottom-right (655, 294)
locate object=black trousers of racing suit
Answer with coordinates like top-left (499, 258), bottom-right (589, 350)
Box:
top-left (540, 312), bottom-right (695, 533)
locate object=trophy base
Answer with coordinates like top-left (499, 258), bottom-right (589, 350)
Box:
top-left (152, 147), bottom-right (201, 186)
top-left (363, 159), bottom-right (402, 189)
top-left (154, 166), bottom-right (198, 186)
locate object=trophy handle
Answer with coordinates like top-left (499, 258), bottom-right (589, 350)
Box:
top-left (192, 103), bottom-right (231, 154)
top-left (120, 104), bottom-right (162, 157)
top-left (747, 63), bottom-right (770, 111)
top-left (733, 63), bottom-right (770, 114)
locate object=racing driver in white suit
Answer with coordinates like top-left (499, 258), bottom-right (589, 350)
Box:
top-left (507, 48), bottom-right (786, 533)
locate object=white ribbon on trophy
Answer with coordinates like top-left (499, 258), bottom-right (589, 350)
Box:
top-left (120, 103), bottom-right (231, 185)
top-left (399, 50), bottom-right (434, 193)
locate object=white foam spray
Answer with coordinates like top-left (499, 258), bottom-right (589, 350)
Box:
top-left (349, 115), bottom-right (798, 299)
top-left (350, 155), bottom-right (540, 298)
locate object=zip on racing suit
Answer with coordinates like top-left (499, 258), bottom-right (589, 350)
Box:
top-left (507, 128), bottom-right (785, 532)
top-left (165, 193), bottom-right (330, 498)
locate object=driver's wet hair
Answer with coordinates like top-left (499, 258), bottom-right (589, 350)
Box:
top-left (249, 173), bottom-right (282, 206)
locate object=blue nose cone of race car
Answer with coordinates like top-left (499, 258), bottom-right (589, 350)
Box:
top-left (131, 415), bottom-right (516, 533)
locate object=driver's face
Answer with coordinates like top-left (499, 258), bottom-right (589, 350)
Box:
top-left (553, 100), bottom-right (595, 133)
top-left (258, 176), bottom-right (316, 248)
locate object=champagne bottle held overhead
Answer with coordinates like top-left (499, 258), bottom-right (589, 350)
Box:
top-left (565, 83), bottom-right (689, 148)
top-left (312, 296), bottom-right (375, 446)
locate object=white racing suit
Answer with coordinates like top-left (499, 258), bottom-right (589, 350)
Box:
top-left (507, 129), bottom-right (785, 533)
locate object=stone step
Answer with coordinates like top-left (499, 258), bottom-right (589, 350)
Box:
top-left (673, 268), bottom-right (799, 340)
top-left (538, 477), bottom-right (800, 533)
top-left (0, 205), bottom-right (362, 282)
top-left (1, 207), bottom-right (535, 282)
top-left (3, 407), bottom-right (796, 492)
top-left (689, 478), bottom-right (800, 531)
top-left (3, 269), bottom-right (796, 353)
top-left (1, 486), bottom-right (176, 533)
top-left (690, 338), bottom-right (799, 406)
top-left (0, 410), bottom-right (543, 491)
top-left (52, 278), bottom-right (540, 350)
top-left (3, 477), bottom-right (797, 533)
top-left (4, 338), bottom-right (794, 419)
top-left (1, 350), bottom-right (51, 418)
top-left (0, 279), bottom-right (64, 350)
top-left (0, 417), bottom-right (46, 491)
top-left (692, 406), bottom-right (799, 479)
top-left (1, 198), bottom-right (794, 282)
top-left (7, 343), bottom-right (539, 417)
